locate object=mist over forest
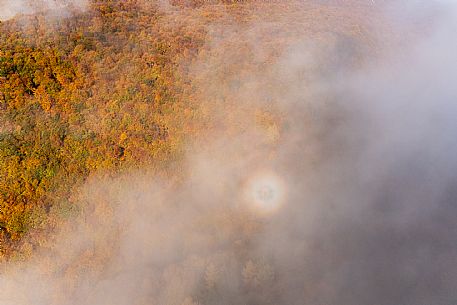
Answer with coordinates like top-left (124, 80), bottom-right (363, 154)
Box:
top-left (0, 1), bottom-right (456, 305)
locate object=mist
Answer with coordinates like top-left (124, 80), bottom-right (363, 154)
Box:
top-left (0, 0), bottom-right (87, 21)
top-left (1, 1), bottom-right (457, 305)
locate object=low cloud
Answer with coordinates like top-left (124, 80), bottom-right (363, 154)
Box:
top-left (1, 1), bottom-right (457, 305)
top-left (0, 0), bottom-right (87, 21)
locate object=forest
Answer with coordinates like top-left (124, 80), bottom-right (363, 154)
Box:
top-left (2, 1), bottom-right (455, 305)
top-left (0, 0), bottom-right (378, 259)
top-left (0, 0), bottom-right (206, 255)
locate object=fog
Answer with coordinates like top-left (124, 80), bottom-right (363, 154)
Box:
top-left (1, 1), bottom-right (457, 305)
top-left (0, 0), bottom-right (87, 21)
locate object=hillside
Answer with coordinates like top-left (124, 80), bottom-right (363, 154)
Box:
top-left (0, 0), bottom-right (384, 258)
top-left (2, 1), bottom-right (457, 305)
